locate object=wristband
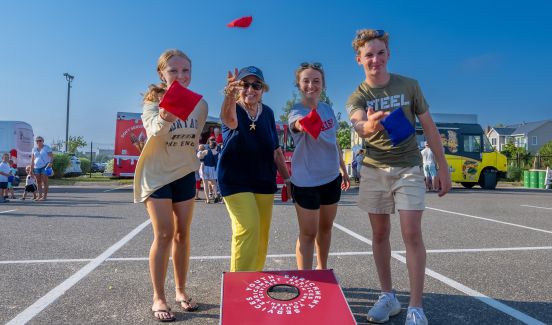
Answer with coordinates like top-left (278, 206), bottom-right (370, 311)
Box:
top-left (283, 178), bottom-right (291, 184)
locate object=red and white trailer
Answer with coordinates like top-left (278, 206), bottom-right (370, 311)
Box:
top-left (112, 112), bottom-right (146, 177)
top-left (112, 112), bottom-right (222, 178)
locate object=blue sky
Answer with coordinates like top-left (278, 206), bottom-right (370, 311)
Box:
top-left (1, 0), bottom-right (551, 148)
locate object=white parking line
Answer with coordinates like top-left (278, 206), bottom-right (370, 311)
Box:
top-left (103, 185), bottom-right (132, 192)
top-left (0, 209), bottom-right (17, 214)
top-left (4, 246), bottom-right (552, 265)
top-left (6, 218), bottom-right (151, 325)
top-left (333, 222), bottom-right (546, 325)
top-left (427, 207), bottom-right (552, 235)
top-left (521, 204), bottom-right (552, 210)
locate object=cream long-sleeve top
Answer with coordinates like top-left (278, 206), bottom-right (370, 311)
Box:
top-left (133, 99), bottom-right (208, 203)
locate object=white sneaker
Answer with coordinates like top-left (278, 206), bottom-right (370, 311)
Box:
top-left (367, 292), bottom-right (401, 323)
top-left (405, 307), bottom-right (428, 325)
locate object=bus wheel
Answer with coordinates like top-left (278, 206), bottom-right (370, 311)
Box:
top-left (478, 169), bottom-right (497, 190)
top-left (461, 182), bottom-right (476, 188)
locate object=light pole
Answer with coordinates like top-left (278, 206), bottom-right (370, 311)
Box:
top-left (63, 73), bottom-right (74, 153)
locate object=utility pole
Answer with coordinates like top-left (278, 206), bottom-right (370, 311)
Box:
top-left (63, 73), bottom-right (74, 152)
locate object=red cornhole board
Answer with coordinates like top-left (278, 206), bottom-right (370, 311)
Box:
top-left (220, 269), bottom-right (356, 324)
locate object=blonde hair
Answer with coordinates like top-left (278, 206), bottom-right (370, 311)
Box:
top-left (352, 29), bottom-right (389, 54)
top-left (143, 49), bottom-right (192, 103)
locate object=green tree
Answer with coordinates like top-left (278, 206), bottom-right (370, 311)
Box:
top-left (336, 120), bottom-right (351, 149)
top-left (67, 136), bottom-right (87, 154)
top-left (79, 157), bottom-right (91, 174)
top-left (51, 153), bottom-right (71, 179)
top-left (539, 140), bottom-right (552, 167)
top-left (501, 142), bottom-right (531, 168)
top-left (279, 92), bottom-right (299, 123)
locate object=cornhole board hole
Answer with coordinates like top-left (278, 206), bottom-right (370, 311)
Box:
top-left (220, 269), bottom-right (356, 324)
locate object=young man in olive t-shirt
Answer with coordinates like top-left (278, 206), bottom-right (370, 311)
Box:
top-left (346, 29), bottom-right (451, 325)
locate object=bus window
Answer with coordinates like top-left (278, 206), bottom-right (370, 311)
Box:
top-left (463, 135), bottom-right (482, 153)
top-left (483, 135), bottom-right (495, 152)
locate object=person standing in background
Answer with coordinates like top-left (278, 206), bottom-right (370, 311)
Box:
top-left (30, 136), bottom-right (53, 201)
top-left (421, 142), bottom-right (437, 191)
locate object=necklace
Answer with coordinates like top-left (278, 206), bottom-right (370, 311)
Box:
top-left (241, 102), bottom-right (262, 131)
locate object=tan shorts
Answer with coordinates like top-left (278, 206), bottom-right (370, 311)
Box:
top-left (358, 165), bottom-right (425, 214)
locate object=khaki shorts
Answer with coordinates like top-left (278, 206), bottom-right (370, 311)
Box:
top-left (358, 165), bottom-right (425, 214)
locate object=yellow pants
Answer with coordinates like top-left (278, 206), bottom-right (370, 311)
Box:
top-left (223, 192), bottom-right (274, 272)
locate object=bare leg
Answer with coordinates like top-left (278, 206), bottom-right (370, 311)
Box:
top-left (172, 198), bottom-right (198, 309)
top-left (399, 210), bottom-right (426, 307)
top-left (315, 203), bottom-right (338, 269)
top-left (202, 178), bottom-right (209, 202)
top-left (369, 213), bottom-right (392, 292)
top-left (145, 198), bottom-right (175, 321)
top-left (295, 204), bottom-right (319, 270)
top-left (36, 174), bottom-right (44, 199)
top-left (42, 174), bottom-right (49, 199)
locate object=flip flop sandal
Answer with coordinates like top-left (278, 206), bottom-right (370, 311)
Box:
top-left (176, 298), bottom-right (199, 312)
top-left (151, 308), bottom-right (176, 322)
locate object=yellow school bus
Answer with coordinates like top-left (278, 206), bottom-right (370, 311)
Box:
top-left (416, 114), bottom-right (507, 189)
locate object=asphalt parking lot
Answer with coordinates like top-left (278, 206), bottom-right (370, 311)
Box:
top-left (1, 184), bottom-right (551, 324)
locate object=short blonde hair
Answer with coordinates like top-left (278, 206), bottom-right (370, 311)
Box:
top-left (352, 29), bottom-right (389, 54)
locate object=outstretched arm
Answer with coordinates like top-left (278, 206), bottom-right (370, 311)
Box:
top-left (350, 108), bottom-right (389, 138)
top-left (220, 69), bottom-right (240, 130)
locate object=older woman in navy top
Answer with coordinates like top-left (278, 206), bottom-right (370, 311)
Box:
top-left (219, 66), bottom-right (291, 272)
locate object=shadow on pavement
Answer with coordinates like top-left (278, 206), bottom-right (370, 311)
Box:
top-left (343, 287), bottom-right (550, 325)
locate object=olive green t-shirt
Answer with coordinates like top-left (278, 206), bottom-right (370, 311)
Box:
top-left (346, 73), bottom-right (428, 168)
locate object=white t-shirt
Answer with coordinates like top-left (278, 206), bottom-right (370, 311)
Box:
top-left (32, 145), bottom-right (52, 168)
top-left (288, 102), bottom-right (340, 187)
top-left (421, 147), bottom-right (435, 166)
top-left (133, 99), bottom-right (208, 203)
top-left (26, 175), bottom-right (37, 186)
top-left (0, 161), bottom-right (10, 182)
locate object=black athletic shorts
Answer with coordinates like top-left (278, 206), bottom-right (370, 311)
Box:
top-left (291, 174), bottom-right (342, 210)
top-left (0, 182), bottom-right (7, 189)
top-left (25, 184), bottom-right (37, 193)
top-left (149, 172), bottom-right (196, 203)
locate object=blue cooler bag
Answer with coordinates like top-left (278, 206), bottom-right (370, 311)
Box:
top-left (380, 107), bottom-right (415, 146)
